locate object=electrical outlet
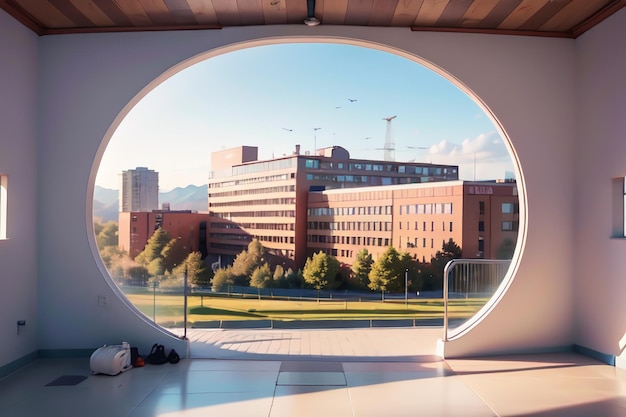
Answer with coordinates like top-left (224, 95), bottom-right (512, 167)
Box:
top-left (98, 295), bottom-right (108, 306)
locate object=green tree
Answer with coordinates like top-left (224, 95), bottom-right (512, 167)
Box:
top-left (276, 267), bottom-right (303, 289)
top-left (302, 251), bottom-right (340, 295)
top-left (368, 246), bottom-right (406, 301)
top-left (250, 263), bottom-right (273, 298)
top-left (99, 245), bottom-right (126, 270)
top-left (231, 239), bottom-right (266, 285)
top-left (429, 238), bottom-right (463, 288)
top-left (273, 264), bottom-right (285, 281)
top-left (161, 237), bottom-right (188, 272)
top-left (351, 248), bottom-right (373, 289)
top-left (211, 267), bottom-right (235, 292)
top-left (174, 251), bottom-right (212, 287)
top-left (126, 265), bottom-right (150, 285)
top-left (147, 257), bottom-right (165, 276)
top-left (95, 221), bottom-right (119, 250)
top-left (135, 228), bottom-right (173, 265)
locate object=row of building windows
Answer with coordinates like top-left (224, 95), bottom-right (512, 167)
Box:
top-left (478, 221), bottom-right (519, 231)
top-left (210, 197), bottom-right (296, 208)
top-left (400, 237), bottom-right (444, 249)
top-left (399, 202), bottom-right (454, 215)
top-left (209, 233), bottom-right (252, 242)
top-left (307, 221), bottom-right (393, 232)
top-left (209, 172), bottom-right (294, 189)
top-left (305, 173), bottom-right (430, 186)
top-left (308, 235), bottom-right (391, 247)
top-left (208, 185), bottom-right (295, 198)
top-left (308, 248), bottom-right (361, 259)
top-left (308, 205), bottom-right (393, 216)
top-left (399, 221), bottom-right (454, 232)
top-left (231, 159), bottom-right (297, 177)
top-left (305, 159), bottom-right (457, 177)
top-left (214, 210), bottom-right (296, 218)
top-left (211, 233), bottom-right (296, 245)
top-left (216, 222), bottom-right (295, 231)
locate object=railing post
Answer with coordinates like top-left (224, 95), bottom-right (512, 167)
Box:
top-left (443, 260), bottom-right (453, 342)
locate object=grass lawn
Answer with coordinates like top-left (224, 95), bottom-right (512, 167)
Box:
top-left (123, 289), bottom-right (489, 328)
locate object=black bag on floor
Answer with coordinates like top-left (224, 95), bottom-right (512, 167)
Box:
top-left (145, 344), bottom-right (168, 365)
top-left (167, 349), bottom-right (180, 364)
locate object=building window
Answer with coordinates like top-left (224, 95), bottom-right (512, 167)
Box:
top-left (305, 159), bottom-right (319, 169)
top-left (478, 221), bottom-right (485, 232)
top-left (0, 175), bottom-right (6, 239)
top-left (479, 201), bottom-right (485, 215)
top-left (449, 221), bottom-right (453, 232)
top-left (502, 202), bottom-right (515, 213)
top-left (612, 177), bottom-right (626, 238)
top-left (478, 237), bottom-right (485, 256)
top-left (502, 221), bottom-right (514, 231)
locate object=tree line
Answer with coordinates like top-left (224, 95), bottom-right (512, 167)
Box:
top-left (95, 221), bottom-right (470, 294)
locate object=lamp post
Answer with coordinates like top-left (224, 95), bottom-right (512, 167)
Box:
top-left (313, 127), bottom-right (321, 154)
top-left (182, 265), bottom-right (188, 340)
top-left (405, 268), bottom-right (409, 308)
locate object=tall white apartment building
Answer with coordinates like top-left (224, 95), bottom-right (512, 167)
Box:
top-left (119, 167), bottom-right (159, 212)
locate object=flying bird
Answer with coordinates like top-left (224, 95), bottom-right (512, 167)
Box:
top-left (282, 128), bottom-right (293, 132)
top-left (348, 98), bottom-right (357, 102)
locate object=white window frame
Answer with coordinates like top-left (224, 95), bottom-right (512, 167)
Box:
top-left (0, 175), bottom-right (7, 239)
top-left (611, 176), bottom-right (626, 238)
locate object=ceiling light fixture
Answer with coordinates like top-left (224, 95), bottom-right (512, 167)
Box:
top-left (304, 0), bottom-right (320, 26)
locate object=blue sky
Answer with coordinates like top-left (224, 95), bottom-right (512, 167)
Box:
top-left (96, 43), bottom-right (514, 192)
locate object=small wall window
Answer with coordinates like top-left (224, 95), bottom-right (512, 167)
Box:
top-left (0, 175), bottom-right (7, 239)
top-left (611, 176), bottom-right (626, 238)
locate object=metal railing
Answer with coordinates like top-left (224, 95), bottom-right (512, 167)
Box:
top-left (443, 259), bottom-right (511, 341)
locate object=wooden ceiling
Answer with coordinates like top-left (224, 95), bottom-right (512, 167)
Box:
top-left (1, 0), bottom-right (624, 38)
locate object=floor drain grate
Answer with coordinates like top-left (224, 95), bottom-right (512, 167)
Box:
top-left (45, 375), bottom-right (88, 386)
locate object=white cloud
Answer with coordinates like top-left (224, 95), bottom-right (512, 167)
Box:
top-left (424, 131), bottom-right (515, 181)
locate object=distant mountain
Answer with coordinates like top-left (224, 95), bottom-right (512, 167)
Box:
top-left (160, 184), bottom-right (208, 212)
top-left (93, 186), bottom-right (119, 223)
top-left (93, 184), bottom-right (208, 223)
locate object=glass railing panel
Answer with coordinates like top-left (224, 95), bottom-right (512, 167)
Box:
top-left (443, 259), bottom-right (511, 341)
top-left (117, 273), bottom-right (188, 338)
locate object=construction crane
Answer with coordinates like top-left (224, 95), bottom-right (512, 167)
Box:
top-left (383, 115), bottom-right (397, 161)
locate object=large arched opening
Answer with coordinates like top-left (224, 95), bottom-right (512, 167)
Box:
top-left (90, 37), bottom-right (525, 358)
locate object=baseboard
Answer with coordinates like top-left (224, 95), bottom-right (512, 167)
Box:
top-left (38, 348), bottom-right (95, 358)
top-left (573, 344), bottom-right (615, 366)
top-left (0, 351), bottom-right (38, 379)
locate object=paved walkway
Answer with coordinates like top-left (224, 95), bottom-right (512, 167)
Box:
top-left (177, 326), bottom-right (443, 362)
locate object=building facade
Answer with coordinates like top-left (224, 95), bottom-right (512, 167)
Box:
top-left (207, 145), bottom-right (459, 268)
top-left (119, 167), bottom-right (159, 212)
top-left (306, 180), bottom-right (519, 265)
top-left (118, 210), bottom-right (209, 259)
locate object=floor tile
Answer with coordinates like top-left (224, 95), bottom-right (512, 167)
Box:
top-left (347, 376), bottom-right (496, 417)
top-left (271, 386), bottom-right (353, 417)
top-left (130, 393), bottom-right (274, 417)
top-left (148, 370), bottom-right (279, 395)
top-left (277, 371), bottom-right (346, 386)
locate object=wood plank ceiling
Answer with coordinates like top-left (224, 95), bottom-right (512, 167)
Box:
top-left (1, 0), bottom-right (624, 38)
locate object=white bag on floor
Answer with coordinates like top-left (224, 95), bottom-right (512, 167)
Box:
top-left (90, 342), bottom-right (132, 375)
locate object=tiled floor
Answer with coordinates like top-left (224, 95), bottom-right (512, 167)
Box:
top-left (2, 329), bottom-right (626, 416)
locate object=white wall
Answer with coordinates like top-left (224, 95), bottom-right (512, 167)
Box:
top-left (0, 10), bottom-right (39, 368)
top-left (574, 9), bottom-right (626, 366)
top-left (33, 24), bottom-right (581, 359)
